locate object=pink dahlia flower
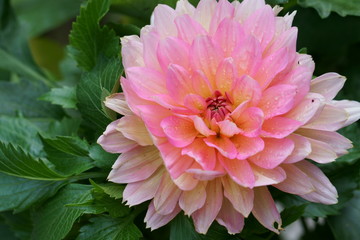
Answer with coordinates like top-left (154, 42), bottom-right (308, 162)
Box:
top-left (98, 0), bottom-right (360, 234)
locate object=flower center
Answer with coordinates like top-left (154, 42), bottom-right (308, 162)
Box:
top-left (205, 90), bottom-right (232, 121)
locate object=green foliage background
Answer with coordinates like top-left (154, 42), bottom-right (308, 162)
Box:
top-left (0, 0), bottom-right (359, 239)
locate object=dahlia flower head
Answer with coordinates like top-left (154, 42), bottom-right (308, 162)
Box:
top-left (98, 0), bottom-right (360, 234)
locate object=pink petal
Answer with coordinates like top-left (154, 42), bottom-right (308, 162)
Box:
top-left (122, 168), bottom-right (164, 206)
top-left (296, 161), bottom-right (338, 204)
top-left (215, 58), bottom-right (236, 94)
top-left (221, 175), bottom-right (254, 217)
top-left (255, 47), bottom-right (290, 88)
top-left (249, 138), bottom-right (294, 169)
top-left (209, 0), bottom-right (235, 34)
top-left (126, 67), bottom-right (166, 100)
top-left (284, 93), bottom-right (324, 124)
top-left (190, 70), bottom-right (213, 97)
top-left (332, 100), bottom-right (360, 127)
top-left (153, 173), bottom-right (182, 215)
top-left (251, 164), bottom-right (286, 186)
top-left (261, 117), bottom-right (302, 139)
top-left (234, 0), bottom-right (265, 23)
top-left (213, 18), bottom-right (245, 57)
top-left (137, 105), bottom-right (172, 137)
top-left (182, 138), bottom-right (217, 170)
top-left (116, 115), bottom-right (153, 146)
top-left (216, 198), bottom-right (244, 234)
top-left (297, 128), bottom-right (352, 156)
top-left (231, 75), bottom-right (262, 106)
top-left (302, 104), bottom-right (348, 131)
top-left (194, 0), bottom-right (217, 31)
top-left (192, 179), bottom-right (223, 234)
top-left (218, 155), bottom-right (255, 188)
top-left (217, 120), bottom-right (241, 137)
top-left (252, 187), bottom-right (282, 233)
top-left (97, 120), bottom-right (138, 153)
top-left (157, 37), bottom-right (190, 72)
top-left (153, 4), bottom-right (177, 38)
top-left (232, 36), bottom-right (262, 76)
top-left (311, 73), bottom-right (346, 101)
top-left (266, 27), bottom-right (297, 61)
top-left (157, 142), bottom-right (194, 179)
top-left (258, 84), bottom-right (297, 119)
top-left (274, 164), bottom-right (315, 195)
top-left (284, 134), bottom-right (311, 163)
top-left (179, 182), bottom-right (207, 215)
top-left (173, 172), bottom-right (198, 191)
top-left (303, 137), bottom-right (337, 163)
top-left (104, 93), bottom-right (133, 116)
top-left (243, 5), bottom-right (275, 50)
top-left (145, 201), bottom-right (181, 230)
top-left (229, 100), bottom-right (248, 120)
top-left (234, 107), bottom-right (264, 137)
top-left (232, 135), bottom-right (265, 160)
top-left (175, 14), bottom-right (207, 43)
top-left (175, 0), bottom-right (195, 15)
top-left (190, 115), bottom-right (216, 137)
top-left (141, 27), bottom-right (161, 71)
top-left (204, 135), bottom-right (237, 159)
top-left (161, 115), bottom-right (198, 147)
top-left (190, 36), bottom-right (223, 86)
top-left (184, 94), bottom-right (207, 113)
top-left (166, 64), bottom-right (193, 103)
top-left (121, 35), bottom-right (144, 69)
top-left (108, 146), bottom-right (162, 183)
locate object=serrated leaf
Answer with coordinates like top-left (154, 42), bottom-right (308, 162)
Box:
top-left (76, 215), bottom-right (142, 240)
top-left (328, 190), bottom-right (360, 240)
top-left (39, 86), bottom-right (77, 109)
top-left (89, 144), bottom-right (117, 169)
top-left (31, 184), bottom-right (92, 240)
top-left (77, 57), bottom-right (122, 132)
top-left (298, 0), bottom-right (360, 18)
top-left (41, 117), bottom-right (81, 138)
top-left (0, 142), bottom-right (66, 180)
top-left (89, 179), bottom-right (124, 199)
top-left (0, 172), bottom-right (66, 212)
top-left (69, 0), bottom-right (119, 71)
top-left (42, 136), bottom-right (90, 156)
top-left (0, 79), bottom-right (63, 120)
top-left (0, 116), bottom-right (43, 157)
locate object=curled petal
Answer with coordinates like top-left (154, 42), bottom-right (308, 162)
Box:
top-left (295, 161), bottom-right (338, 204)
top-left (175, 14), bottom-right (207, 44)
top-left (261, 117), bottom-right (302, 139)
top-left (216, 198), bottom-right (245, 234)
top-left (311, 73), bottom-right (346, 101)
top-left (284, 134), bottom-right (311, 163)
top-left (219, 155), bottom-right (255, 188)
top-left (234, 107), bottom-right (264, 137)
top-left (173, 172), bottom-right (198, 191)
top-left (204, 135), bottom-right (237, 159)
top-left (232, 135), bottom-right (264, 160)
top-left (182, 138), bottom-right (217, 170)
top-left (153, 4), bottom-right (177, 38)
top-left (222, 175), bottom-right (254, 217)
top-left (145, 201), bottom-right (181, 230)
top-left (121, 35), bottom-right (144, 69)
top-left (154, 174), bottom-right (182, 215)
top-left (97, 120), bottom-right (137, 153)
top-left (192, 179), bottom-right (223, 234)
top-left (116, 115), bottom-right (153, 146)
top-left (251, 164), bottom-right (286, 186)
top-left (332, 100), bottom-right (360, 127)
top-left (104, 93), bottom-right (133, 116)
top-left (252, 187), bottom-right (282, 234)
top-left (179, 182), bottom-right (207, 215)
top-left (161, 116), bottom-right (198, 147)
top-left (194, 0), bottom-right (217, 31)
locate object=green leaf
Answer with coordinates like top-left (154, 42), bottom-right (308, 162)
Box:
top-left (40, 117), bottom-right (81, 138)
top-left (328, 190), bottom-right (360, 240)
top-left (298, 0), bottom-right (360, 18)
top-left (31, 184), bottom-right (92, 240)
top-left (89, 144), bottom-right (117, 170)
top-left (76, 57), bottom-right (122, 132)
top-left (90, 180), bottom-right (125, 200)
top-left (280, 204), bottom-right (307, 227)
top-left (69, 0), bottom-right (119, 71)
top-left (76, 215), bottom-right (142, 240)
top-left (0, 211), bottom-right (32, 240)
top-left (39, 86), bottom-right (77, 109)
top-left (170, 214), bottom-right (201, 240)
top-left (0, 79), bottom-right (63, 120)
top-left (0, 116), bottom-right (43, 157)
top-left (42, 136), bottom-right (90, 156)
top-left (12, 0), bottom-right (84, 37)
top-left (0, 172), bottom-right (66, 212)
top-left (0, 142), bottom-right (66, 180)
